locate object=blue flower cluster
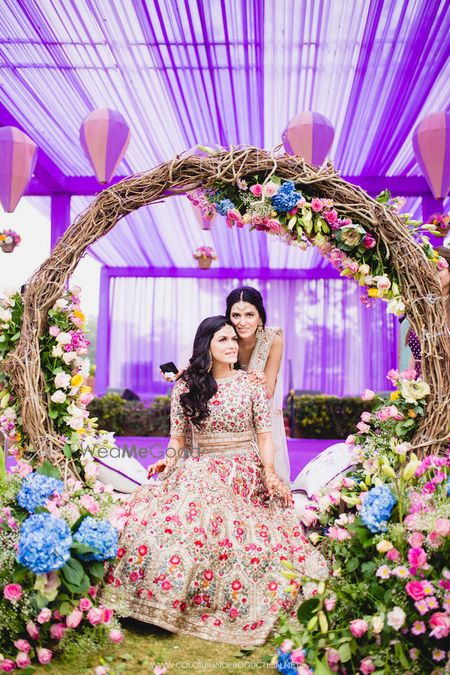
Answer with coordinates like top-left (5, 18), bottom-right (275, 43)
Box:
top-left (18, 513), bottom-right (72, 574)
top-left (360, 485), bottom-right (397, 533)
top-left (447, 476), bottom-right (450, 496)
top-left (271, 181), bottom-right (302, 212)
top-left (276, 648), bottom-right (297, 675)
top-left (17, 472), bottom-right (64, 513)
top-left (73, 516), bottom-right (118, 561)
top-left (216, 198), bottom-right (235, 216)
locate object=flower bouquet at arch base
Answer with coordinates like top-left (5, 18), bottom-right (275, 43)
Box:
top-left (274, 368), bottom-right (449, 675)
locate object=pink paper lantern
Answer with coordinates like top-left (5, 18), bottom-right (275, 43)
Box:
top-left (0, 127), bottom-right (37, 213)
top-left (413, 111), bottom-right (450, 199)
top-left (282, 112), bottom-right (334, 165)
top-left (80, 108), bottom-right (130, 184)
top-left (191, 203), bottom-right (216, 230)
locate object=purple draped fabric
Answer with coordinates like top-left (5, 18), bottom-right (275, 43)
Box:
top-left (101, 276), bottom-right (397, 398)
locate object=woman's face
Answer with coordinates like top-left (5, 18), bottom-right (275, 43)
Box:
top-left (229, 301), bottom-right (260, 339)
top-left (209, 324), bottom-right (239, 366)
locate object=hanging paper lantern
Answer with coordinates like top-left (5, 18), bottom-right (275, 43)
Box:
top-left (80, 109), bottom-right (130, 184)
top-left (282, 112), bottom-right (334, 165)
top-left (413, 111), bottom-right (450, 199)
top-left (191, 203), bottom-right (216, 230)
top-left (0, 127), bottom-right (37, 213)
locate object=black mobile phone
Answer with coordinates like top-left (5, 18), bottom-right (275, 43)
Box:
top-left (160, 361), bottom-right (179, 375)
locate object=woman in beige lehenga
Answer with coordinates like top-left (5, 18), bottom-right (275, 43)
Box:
top-left (103, 316), bottom-right (327, 647)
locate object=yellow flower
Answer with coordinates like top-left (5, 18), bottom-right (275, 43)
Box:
top-left (368, 288), bottom-right (379, 298)
top-left (77, 428), bottom-right (86, 435)
top-left (408, 409), bottom-right (417, 418)
top-left (70, 374), bottom-right (83, 388)
top-left (80, 385), bottom-right (92, 394)
top-left (376, 540), bottom-right (393, 553)
top-left (390, 390), bottom-right (400, 401)
top-left (243, 213), bottom-right (252, 223)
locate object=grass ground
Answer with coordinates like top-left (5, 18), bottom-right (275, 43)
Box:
top-left (41, 619), bottom-right (278, 675)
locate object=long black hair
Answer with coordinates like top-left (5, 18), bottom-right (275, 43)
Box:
top-left (225, 286), bottom-right (267, 327)
top-left (180, 316), bottom-right (236, 428)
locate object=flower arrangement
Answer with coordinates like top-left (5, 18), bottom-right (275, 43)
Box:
top-left (193, 245), bottom-right (217, 269)
top-left (0, 286), bottom-right (120, 484)
top-left (190, 179), bottom-right (446, 316)
top-left (0, 230), bottom-right (21, 253)
top-left (274, 369), bottom-right (450, 674)
top-left (0, 460), bottom-right (124, 668)
top-left (426, 213), bottom-right (450, 239)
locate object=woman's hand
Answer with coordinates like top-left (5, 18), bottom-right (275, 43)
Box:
top-left (147, 456), bottom-right (177, 478)
top-left (263, 464), bottom-right (292, 507)
top-left (160, 370), bottom-right (180, 383)
top-left (247, 369), bottom-right (266, 385)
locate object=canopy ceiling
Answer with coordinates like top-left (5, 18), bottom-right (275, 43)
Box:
top-left (0, 0), bottom-right (449, 269)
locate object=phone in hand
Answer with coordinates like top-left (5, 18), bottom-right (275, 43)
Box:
top-left (159, 361), bottom-right (179, 377)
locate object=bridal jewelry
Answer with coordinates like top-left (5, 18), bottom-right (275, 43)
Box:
top-left (256, 320), bottom-right (264, 336)
top-left (237, 291), bottom-right (246, 311)
top-left (207, 351), bottom-right (213, 372)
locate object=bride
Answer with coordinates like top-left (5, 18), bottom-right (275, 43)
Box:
top-left (101, 316), bottom-right (327, 646)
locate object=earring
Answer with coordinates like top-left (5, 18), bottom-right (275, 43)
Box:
top-left (207, 351), bottom-right (213, 372)
top-left (256, 321), bottom-right (264, 336)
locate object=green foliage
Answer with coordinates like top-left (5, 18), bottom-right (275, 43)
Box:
top-left (289, 395), bottom-right (377, 439)
top-left (88, 395), bottom-right (171, 436)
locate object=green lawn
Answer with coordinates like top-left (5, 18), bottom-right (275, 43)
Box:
top-left (41, 619), bottom-right (278, 675)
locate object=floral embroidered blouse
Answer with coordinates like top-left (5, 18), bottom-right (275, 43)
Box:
top-left (169, 370), bottom-right (272, 439)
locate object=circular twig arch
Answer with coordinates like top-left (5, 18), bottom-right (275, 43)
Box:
top-left (4, 147), bottom-right (450, 469)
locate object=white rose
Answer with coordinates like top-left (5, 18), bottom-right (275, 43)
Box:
top-left (62, 351), bottom-right (77, 365)
top-left (387, 297), bottom-right (406, 316)
top-left (55, 298), bottom-right (68, 309)
top-left (0, 308), bottom-right (12, 322)
top-left (56, 332), bottom-right (72, 345)
top-left (387, 607), bottom-right (406, 631)
top-left (359, 264), bottom-right (370, 275)
top-left (67, 402), bottom-right (85, 418)
top-left (54, 372), bottom-right (71, 389)
top-left (51, 390), bottom-right (67, 404)
top-left (52, 345), bottom-right (64, 358)
top-left (67, 416), bottom-right (84, 431)
top-left (372, 616), bottom-right (384, 634)
top-left (376, 275), bottom-right (391, 291)
top-left (400, 380), bottom-right (430, 404)
top-left (80, 358), bottom-right (90, 378)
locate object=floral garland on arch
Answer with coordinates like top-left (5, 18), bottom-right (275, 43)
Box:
top-left (188, 178), bottom-right (448, 316)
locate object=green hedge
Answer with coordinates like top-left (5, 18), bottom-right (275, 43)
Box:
top-left (288, 395), bottom-right (377, 439)
top-left (88, 392), bottom-right (375, 439)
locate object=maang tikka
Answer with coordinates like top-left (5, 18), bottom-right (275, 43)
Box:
top-left (237, 290), bottom-right (246, 311)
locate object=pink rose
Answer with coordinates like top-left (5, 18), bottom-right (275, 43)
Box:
top-left (405, 581), bottom-right (426, 601)
top-left (356, 421), bottom-right (370, 433)
top-left (66, 608), bottom-right (83, 628)
top-left (363, 234), bottom-right (376, 249)
top-left (328, 526), bottom-right (351, 542)
top-left (15, 461), bottom-right (33, 478)
top-left (263, 182), bottom-right (279, 197)
top-left (15, 652), bottom-right (31, 669)
top-left (37, 607), bottom-right (52, 623)
top-left (25, 621), bottom-right (39, 640)
top-left (360, 411), bottom-right (371, 423)
top-left (362, 389), bottom-right (375, 402)
top-left (250, 183), bottom-right (263, 197)
top-left (101, 607), bottom-right (113, 624)
top-left (109, 628), bottom-right (123, 644)
top-left (50, 623), bottom-right (66, 640)
top-left (386, 369), bottom-right (399, 383)
top-left (279, 639), bottom-right (294, 653)
top-left (326, 648), bottom-right (340, 666)
top-left (345, 434), bottom-right (356, 445)
top-left (49, 326), bottom-right (60, 337)
top-left (434, 518), bottom-right (450, 537)
top-left (310, 198), bottom-right (324, 212)
top-left (12, 641), bottom-right (30, 654)
top-left (408, 532), bottom-right (424, 548)
top-left (342, 477), bottom-right (355, 489)
top-left (360, 658), bottom-right (376, 674)
top-left (437, 256), bottom-right (449, 270)
top-left (427, 531), bottom-right (443, 549)
top-left (399, 368), bottom-right (417, 380)
top-left (79, 494), bottom-right (100, 515)
top-left (324, 597), bottom-right (336, 611)
top-left (324, 209), bottom-right (338, 224)
top-left (87, 607), bottom-right (102, 625)
top-left (386, 548), bottom-right (401, 562)
top-left (387, 606), bottom-right (406, 630)
top-left (349, 619), bottom-right (368, 638)
top-left (79, 597), bottom-right (92, 612)
top-left (0, 659), bottom-right (16, 671)
top-left (88, 586), bottom-right (98, 598)
top-left (3, 584), bottom-right (23, 602)
top-left (429, 612), bottom-right (450, 639)
top-left (36, 648), bottom-right (52, 665)
top-left (408, 547), bottom-right (427, 569)
top-left (79, 392), bottom-right (94, 406)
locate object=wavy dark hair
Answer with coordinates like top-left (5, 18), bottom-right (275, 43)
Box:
top-left (180, 316), bottom-right (236, 428)
top-left (225, 285), bottom-right (267, 327)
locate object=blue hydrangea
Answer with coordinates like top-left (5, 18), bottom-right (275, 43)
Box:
top-left (447, 476), bottom-right (450, 496)
top-left (216, 198), bottom-right (235, 215)
top-left (18, 513), bottom-right (72, 574)
top-left (360, 485), bottom-right (397, 533)
top-left (73, 517), bottom-right (118, 561)
top-left (271, 181), bottom-right (302, 212)
top-left (276, 649), bottom-right (298, 675)
top-left (17, 472), bottom-right (64, 513)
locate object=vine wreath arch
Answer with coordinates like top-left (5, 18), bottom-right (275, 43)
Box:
top-left (3, 147), bottom-right (450, 472)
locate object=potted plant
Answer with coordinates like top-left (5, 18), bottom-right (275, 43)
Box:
top-left (0, 229), bottom-right (21, 253)
top-left (193, 245), bottom-right (217, 269)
